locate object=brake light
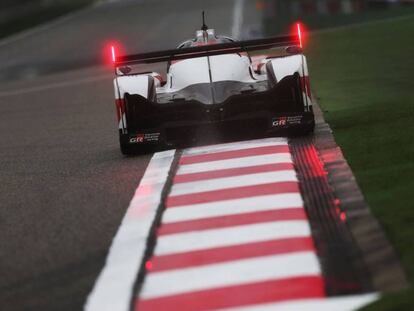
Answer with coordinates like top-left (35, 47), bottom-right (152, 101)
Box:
top-left (291, 22), bottom-right (307, 49)
top-left (111, 45), bottom-right (116, 63)
top-left (297, 23), bottom-right (303, 48)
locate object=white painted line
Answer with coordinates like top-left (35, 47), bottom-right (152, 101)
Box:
top-left (155, 220), bottom-right (311, 256)
top-left (141, 251), bottom-right (320, 299)
top-left (226, 293), bottom-right (379, 311)
top-left (183, 137), bottom-right (287, 156)
top-left (170, 170), bottom-right (296, 196)
top-left (163, 193), bottom-right (304, 223)
top-left (139, 159), bottom-right (177, 186)
top-left (231, 0), bottom-right (245, 39)
top-left (0, 73), bottom-right (112, 98)
top-left (84, 150), bottom-right (175, 311)
top-left (177, 153), bottom-right (292, 174)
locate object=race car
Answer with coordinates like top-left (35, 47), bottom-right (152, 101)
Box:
top-left (111, 21), bottom-right (314, 155)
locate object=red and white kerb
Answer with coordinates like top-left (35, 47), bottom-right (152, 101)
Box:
top-left (136, 138), bottom-right (324, 310)
top-left (85, 138), bottom-right (378, 311)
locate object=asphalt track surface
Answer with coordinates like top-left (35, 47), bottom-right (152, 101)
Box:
top-left (0, 1), bottom-right (263, 310)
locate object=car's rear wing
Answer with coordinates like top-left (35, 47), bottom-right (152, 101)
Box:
top-left (113, 34), bottom-right (301, 70)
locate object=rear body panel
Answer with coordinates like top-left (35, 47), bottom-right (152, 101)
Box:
top-left (112, 35), bottom-right (314, 152)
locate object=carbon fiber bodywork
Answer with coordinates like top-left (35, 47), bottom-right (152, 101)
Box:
top-left (120, 74), bottom-right (314, 151)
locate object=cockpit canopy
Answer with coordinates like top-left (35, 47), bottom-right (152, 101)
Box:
top-left (177, 29), bottom-right (235, 49)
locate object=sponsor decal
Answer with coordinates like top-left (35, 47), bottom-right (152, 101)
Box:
top-left (129, 133), bottom-right (160, 143)
top-left (272, 116), bottom-right (303, 127)
top-left (272, 117), bottom-right (287, 127)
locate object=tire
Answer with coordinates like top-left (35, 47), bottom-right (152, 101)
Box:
top-left (291, 123), bottom-right (315, 136)
top-left (120, 141), bottom-right (136, 155)
top-left (119, 132), bottom-right (136, 155)
top-left (292, 73), bottom-right (305, 112)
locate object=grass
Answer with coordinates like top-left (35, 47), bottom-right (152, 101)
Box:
top-left (264, 5), bottom-right (414, 36)
top-left (303, 12), bottom-right (414, 311)
top-left (0, 0), bottom-right (96, 40)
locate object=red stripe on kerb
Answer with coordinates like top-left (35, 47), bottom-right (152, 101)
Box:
top-left (166, 181), bottom-right (300, 207)
top-left (180, 145), bottom-right (289, 165)
top-left (149, 237), bottom-right (315, 272)
top-left (174, 163), bottom-right (294, 183)
top-left (136, 276), bottom-right (325, 311)
top-left (158, 208), bottom-right (306, 236)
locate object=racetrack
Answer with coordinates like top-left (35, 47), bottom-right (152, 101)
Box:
top-left (0, 1), bottom-right (407, 310)
top-left (0, 1), bottom-right (262, 310)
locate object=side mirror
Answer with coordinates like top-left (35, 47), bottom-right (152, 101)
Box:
top-left (118, 66), bottom-right (132, 75)
top-left (286, 46), bottom-right (303, 55)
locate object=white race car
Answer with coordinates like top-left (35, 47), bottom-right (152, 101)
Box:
top-left (112, 21), bottom-right (314, 154)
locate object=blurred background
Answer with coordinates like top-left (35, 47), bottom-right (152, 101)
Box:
top-left (0, 0), bottom-right (94, 39)
top-left (1, 0), bottom-right (413, 81)
top-left (262, 0), bottom-right (414, 34)
top-left (2, 0), bottom-right (413, 39)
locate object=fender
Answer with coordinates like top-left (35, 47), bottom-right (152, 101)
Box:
top-left (267, 54), bottom-right (304, 82)
top-left (114, 74), bottom-right (155, 130)
top-left (114, 74), bottom-right (151, 99)
top-left (267, 54), bottom-right (313, 110)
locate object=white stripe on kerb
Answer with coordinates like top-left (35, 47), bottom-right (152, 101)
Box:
top-left (226, 293), bottom-right (379, 311)
top-left (84, 150), bottom-right (175, 311)
top-left (155, 220), bottom-right (311, 256)
top-left (170, 170), bottom-right (297, 196)
top-left (183, 137), bottom-right (288, 156)
top-left (141, 252), bottom-right (320, 300)
top-left (177, 153), bottom-right (292, 174)
top-left (163, 193), bottom-right (303, 223)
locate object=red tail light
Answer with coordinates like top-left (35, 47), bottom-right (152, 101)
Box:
top-left (297, 23), bottom-right (303, 48)
top-left (111, 45), bottom-right (116, 63)
top-left (102, 41), bottom-right (123, 66)
top-left (291, 22), bottom-right (307, 49)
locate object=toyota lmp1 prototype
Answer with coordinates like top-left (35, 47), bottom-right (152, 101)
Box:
top-left (111, 22), bottom-right (314, 155)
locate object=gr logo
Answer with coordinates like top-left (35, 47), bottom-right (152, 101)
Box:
top-left (129, 134), bottom-right (144, 143)
top-left (272, 117), bottom-right (287, 127)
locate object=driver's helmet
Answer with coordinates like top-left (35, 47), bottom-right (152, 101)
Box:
top-left (177, 29), bottom-right (235, 48)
